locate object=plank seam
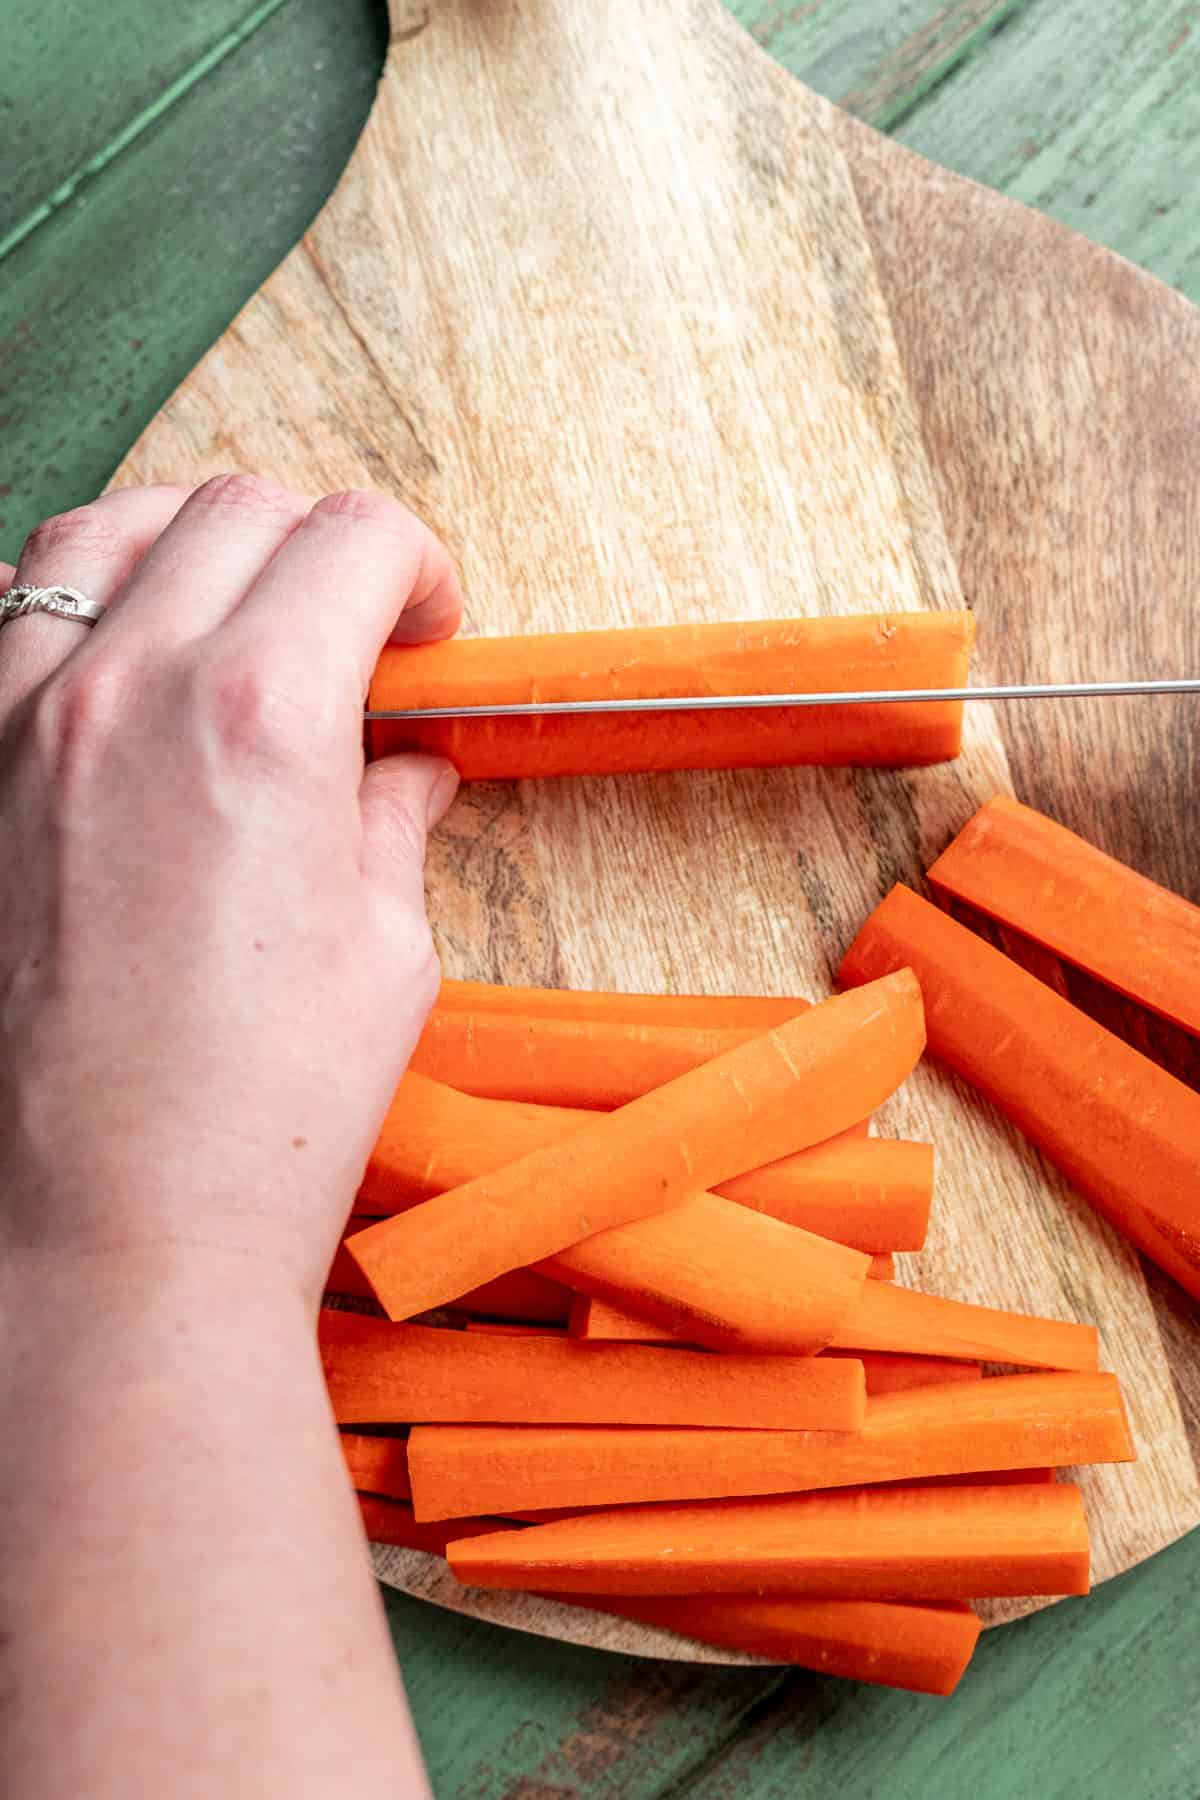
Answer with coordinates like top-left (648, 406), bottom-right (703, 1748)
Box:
top-left (844, 0), bottom-right (1041, 135)
top-left (0, 0), bottom-right (296, 266)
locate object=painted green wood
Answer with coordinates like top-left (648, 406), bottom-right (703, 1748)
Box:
top-left (0, 0), bottom-right (386, 560)
top-left (3, 2), bottom-right (1200, 1793)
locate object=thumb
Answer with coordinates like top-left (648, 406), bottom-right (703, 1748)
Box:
top-left (359, 753), bottom-right (459, 899)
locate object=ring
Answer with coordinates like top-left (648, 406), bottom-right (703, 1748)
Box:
top-left (0, 584), bottom-right (105, 629)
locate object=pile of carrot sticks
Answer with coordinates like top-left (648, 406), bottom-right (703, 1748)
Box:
top-left (318, 780), bottom-right (1200, 1698)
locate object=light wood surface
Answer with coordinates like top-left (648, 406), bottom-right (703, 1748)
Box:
top-left (113, 0), bottom-right (1200, 1657)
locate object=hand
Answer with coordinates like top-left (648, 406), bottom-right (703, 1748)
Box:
top-left (0, 476), bottom-right (462, 1304)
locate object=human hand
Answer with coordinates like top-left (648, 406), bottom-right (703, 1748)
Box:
top-left (0, 476), bottom-right (461, 1304)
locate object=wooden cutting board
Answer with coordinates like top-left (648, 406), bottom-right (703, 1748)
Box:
top-left (114, 0), bottom-right (1200, 1657)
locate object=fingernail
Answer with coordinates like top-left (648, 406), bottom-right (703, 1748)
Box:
top-left (426, 763), bottom-right (460, 826)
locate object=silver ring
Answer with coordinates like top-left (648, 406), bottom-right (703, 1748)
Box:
top-left (0, 584), bottom-right (105, 629)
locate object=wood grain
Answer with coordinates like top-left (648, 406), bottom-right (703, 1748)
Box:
top-left (113, 0), bottom-right (1200, 1656)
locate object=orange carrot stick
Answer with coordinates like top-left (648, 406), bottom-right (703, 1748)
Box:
top-left (540, 1194), bottom-right (871, 1354)
top-left (928, 793), bottom-right (1200, 1038)
top-left (368, 613), bottom-right (976, 778)
top-left (321, 1311), bottom-right (867, 1430)
top-left (555, 1594), bottom-right (981, 1695)
top-left (326, 1226), bottom-right (572, 1324)
top-left (831, 1280), bottom-right (1098, 1372)
top-left (868, 1254), bottom-right (894, 1281)
top-left (362, 1075), bottom-right (909, 1248)
top-left (407, 1371), bottom-right (1132, 1518)
top-left (839, 884), bottom-right (1200, 1302)
top-left (821, 1349), bottom-right (981, 1396)
top-left (340, 1432), bottom-right (411, 1499)
top-left (410, 1011), bottom-right (763, 1108)
top-left (357, 1495), bottom-right (503, 1554)
top-left (437, 979), bottom-right (810, 1031)
top-left (348, 973), bottom-right (922, 1323)
top-left (447, 1482), bottom-right (1090, 1600)
top-left (462, 1322), bottom-right (565, 1337)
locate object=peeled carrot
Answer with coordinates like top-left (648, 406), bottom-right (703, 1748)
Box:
top-left (340, 1432), bottom-right (411, 1499)
top-left (832, 1279), bottom-right (1098, 1372)
top-left (447, 1482), bottom-right (1090, 1601)
top-left (348, 973), bottom-right (922, 1323)
top-left (368, 612), bottom-right (976, 778)
top-left (821, 1350), bottom-right (981, 1396)
top-left (556, 1594), bottom-right (981, 1695)
top-left (407, 1371), bottom-right (1132, 1518)
top-left (541, 1193), bottom-right (871, 1354)
top-left (326, 1224), bottom-right (572, 1324)
top-left (358, 1494), bottom-right (501, 1554)
top-left (320, 1311), bottom-right (867, 1430)
top-left (410, 1011), bottom-right (765, 1108)
top-left (868, 1254), bottom-right (894, 1281)
top-left (929, 793), bottom-right (1200, 1038)
top-left (362, 1075), bottom-right (912, 1250)
top-left (438, 978), bottom-right (810, 1031)
top-left (325, 1240), bottom-right (377, 1303)
top-left (839, 884), bottom-right (1200, 1302)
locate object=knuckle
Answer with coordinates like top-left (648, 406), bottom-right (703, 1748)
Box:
top-left (34, 655), bottom-right (132, 782)
top-left (190, 472), bottom-right (305, 525)
top-left (194, 647), bottom-right (308, 767)
top-left (312, 488), bottom-right (415, 535)
top-left (22, 503), bottom-right (124, 566)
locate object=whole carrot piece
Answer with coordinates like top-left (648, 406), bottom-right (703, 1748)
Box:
top-left (347, 972), bottom-right (923, 1323)
top-left (407, 1371), bottom-right (1132, 1518)
top-left (320, 1311), bottom-right (867, 1430)
top-left (839, 883), bottom-right (1200, 1301)
top-left (447, 1482), bottom-right (1090, 1600)
top-left (368, 612), bottom-right (976, 777)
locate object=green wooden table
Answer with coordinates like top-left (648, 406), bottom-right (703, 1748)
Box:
top-left (4, 3), bottom-right (1199, 1791)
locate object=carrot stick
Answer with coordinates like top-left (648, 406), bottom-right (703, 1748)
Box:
top-left (821, 1350), bottom-right (981, 1396)
top-left (367, 612), bottom-right (976, 777)
top-left (357, 1495), bottom-right (502, 1554)
top-left (540, 1193), bottom-right (871, 1354)
top-left (362, 1075), bottom-right (910, 1249)
top-left (347, 973), bottom-right (922, 1323)
top-left (567, 1296), bottom-right (679, 1343)
top-left (410, 1011), bottom-right (764, 1108)
top-left (839, 884), bottom-right (1200, 1301)
top-left (462, 1322), bottom-right (565, 1337)
top-left (447, 1482), bottom-right (1090, 1600)
top-left (928, 793), bottom-right (1200, 1038)
top-left (340, 1432), bottom-right (411, 1499)
top-left (553, 1594), bottom-right (981, 1695)
top-left (437, 979), bottom-right (810, 1031)
top-left (407, 1371), bottom-right (1132, 1517)
top-left (326, 1226), bottom-right (573, 1325)
top-left (320, 1311), bottom-right (867, 1430)
top-left (505, 1468), bottom-right (1056, 1522)
top-left (868, 1254), bottom-right (894, 1281)
top-left (832, 1280), bottom-right (1098, 1372)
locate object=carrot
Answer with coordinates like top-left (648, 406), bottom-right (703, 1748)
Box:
top-left (437, 978), bottom-right (810, 1031)
top-left (555, 1594), bottom-right (981, 1695)
top-left (367, 612), bottom-right (976, 777)
top-left (357, 1494), bottom-right (502, 1554)
top-left (567, 1296), bottom-right (678, 1343)
top-left (362, 1075), bottom-right (914, 1250)
top-left (928, 793), bottom-right (1200, 1038)
top-left (410, 1011), bottom-right (767, 1108)
top-left (347, 973), bottom-right (922, 1323)
top-left (407, 1371), bottom-right (1132, 1517)
top-left (541, 1193), bottom-right (871, 1354)
top-left (821, 1350), bottom-right (981, 1396)
top-left (326, 1224), bottom-right (572, 1324)
top-left (832, 1279), bottom-right (1098, 1372)
top-left (839, 884), bottom-right (1200, 1302)
top-left (340, 1432), bottom-right (411, 1499)
top-left (320, 1311), bottom-right (867, 1430)
top-left (868, 1254), bottom-right (894, 1281)
top-left (447, 1482), bottom-right (1090, 1600)
top-left (462, 1322), bottom-right (565, 1337)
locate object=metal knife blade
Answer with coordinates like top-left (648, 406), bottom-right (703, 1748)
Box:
top-left (364, 677), bottom-right (1200, 722)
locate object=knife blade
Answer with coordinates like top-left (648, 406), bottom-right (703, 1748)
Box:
top-left (365, 677), bottom-right (1200, 721)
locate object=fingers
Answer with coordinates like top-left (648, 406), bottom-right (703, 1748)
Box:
top-left (107, 474), bottom-right (312, 646)
top-left (0, 486), bottom-right (193, 727)
top-left (359, 752), bottom-right (458, 927)
top-left (221, 490), bottom-right (463, 702)
top-left (0, 562), bottom-right (15, 595)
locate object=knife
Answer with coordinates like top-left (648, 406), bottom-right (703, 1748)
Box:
top-left (365, 677), bottom-right (1200, 721)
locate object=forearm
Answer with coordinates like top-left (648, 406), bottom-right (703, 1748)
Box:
top-left (0, 1242), bottom-right (429, 1800)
